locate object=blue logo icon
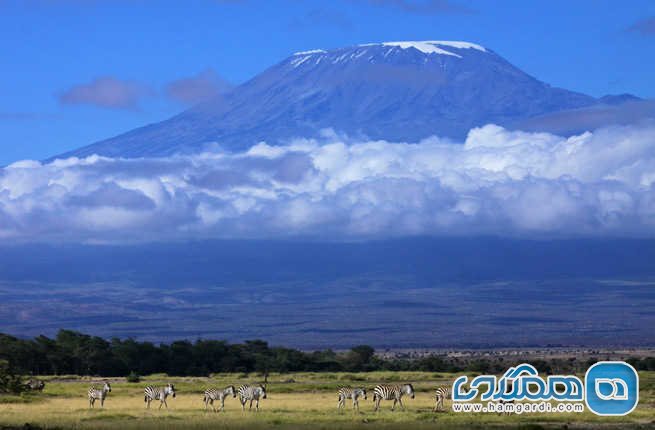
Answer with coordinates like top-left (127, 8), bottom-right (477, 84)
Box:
top-left (585, 361), bottom-right (639, 416)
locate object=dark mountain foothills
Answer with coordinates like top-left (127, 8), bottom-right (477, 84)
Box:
top-left (2, 239), bottom-right (654, 348)
top-left (53, 41), bottom-right (649, 160)
top-left (2, 238), bottom-right (655, 286)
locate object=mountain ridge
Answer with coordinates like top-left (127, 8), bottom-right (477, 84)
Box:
top-left (56, 40), bottom-right (621, 159)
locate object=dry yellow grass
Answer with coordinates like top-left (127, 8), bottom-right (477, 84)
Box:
top-left (1, 372), bottom-right (653, 429)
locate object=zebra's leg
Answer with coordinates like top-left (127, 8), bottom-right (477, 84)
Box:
top-left (256, 399), bottom-right (260, 411)
top-left (249, 399), bottom-right (253, 410)
top-left (398, 397), bottom-right (405, 411)
top-left (374, 397), bottom-right (380, 412)
top-left (89, 398), bottom-right (93, 408)
top-left (353, 399), bottom-right (359, 412)
top-left (219, 398), bottom-right (225, 412)
top-left (241, 398), bottom-right (246, 411)
top-left (101, 397), bottom-right (104, 408)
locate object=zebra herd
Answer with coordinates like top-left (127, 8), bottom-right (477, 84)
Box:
top-left (86, 382), bottom-right (267, 412)
top-left (85, 381), bottom-right (451, 413)
top-left (201, 384), bottom-right (268, 412)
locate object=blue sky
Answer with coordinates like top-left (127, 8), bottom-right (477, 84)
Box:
top-left (0, 0), bottom-right (654, 165)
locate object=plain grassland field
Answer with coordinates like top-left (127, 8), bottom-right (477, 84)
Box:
top-left (0, 372), bottom-right (654, 429)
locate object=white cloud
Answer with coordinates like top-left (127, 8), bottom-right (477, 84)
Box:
top-left (2, 124), bottom-right (655, 242)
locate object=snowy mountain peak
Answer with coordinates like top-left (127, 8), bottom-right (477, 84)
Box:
top-left (293, 41), bottom-right (486, 57)
top-left (364, 40), bottom-right (487, 56)
top-left (287, 40), bottom-right (489, 68)
top-left (292, 49), bottom-right (327, 56)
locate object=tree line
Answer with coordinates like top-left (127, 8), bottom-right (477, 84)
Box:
top-left (1, 330), bottom-right (654, 380)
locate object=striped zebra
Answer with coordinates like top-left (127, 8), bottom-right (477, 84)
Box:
top-left (433, 385), bottom-right (451, 411)
top-left (144, 383), bottom-right (176, 409)
top-left (372, 384), bottom-right (415, 412)
top-left (24, 378), bottom-right (45, 392)
top-left (237, 384), bottom-right (267, 411)
top-left (337, 387), bottom-right (367, 411)
top-left (88, 381), bottom-right (111, 408)
top-left (203, 385), bottom-right (236, 412)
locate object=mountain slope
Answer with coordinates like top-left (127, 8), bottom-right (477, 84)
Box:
top-left (57, 41), bottom-right (598, 159)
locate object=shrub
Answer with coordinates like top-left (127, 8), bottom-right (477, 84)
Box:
top-left (0, 359), bottom-right (26, 394)
top-left (126, 371), bottom-right (140, 383)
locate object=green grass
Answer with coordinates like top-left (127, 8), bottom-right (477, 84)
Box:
top-left (0, 371), bottom-right (653, 429)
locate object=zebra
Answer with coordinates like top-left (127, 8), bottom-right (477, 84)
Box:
top-left (433, 385), bottom-right (451, 412)
top-left (88, 381), bottom-right (111, 408)
top-left (337, 387), bottom-right (367, 411)
top-left (203, 385), bottom-right (236, 412)
top-left (237, 384), bottom-right (267, 411)
top-left (144, 383), bottom-right (176, 409)
top-left (24, 378), bottom-right (45, 391)
top-left (372, 384), bottom-right (415, 411)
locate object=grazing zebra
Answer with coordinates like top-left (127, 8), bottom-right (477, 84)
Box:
top-left (144, 383), bottom-right (176, 409)
top-left (88, 382), bottom-right (111, 408)
top-left (372, 384), bottom-right (415, 412)
top-left (203, 385), bottom-right (236, 412)
top-left (24, 378), bottom-right (45, 391)
top-left (237, 384), bottom-right (267, 411)
top-left (433, 385), bottom-right (451, 411)
top-left (337, 387), bottom-right (367, 411)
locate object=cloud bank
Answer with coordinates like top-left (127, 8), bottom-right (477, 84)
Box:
top-left (165, 70), bottom-right (233, 105)
top-left (2, 124), bottom-right (655, 242)
top-left (627, 16), bottom-right (655, 36)
top-left (58, 77), bottom-right (151, 110)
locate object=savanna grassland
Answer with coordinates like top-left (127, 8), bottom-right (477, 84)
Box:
top-left (1, 371), bottom-right (654, 429)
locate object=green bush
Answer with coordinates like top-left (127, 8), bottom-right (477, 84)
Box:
top-left (0, 359), bottom-right (25, 394)
top-left (126, 371), bottom-right (140, 383)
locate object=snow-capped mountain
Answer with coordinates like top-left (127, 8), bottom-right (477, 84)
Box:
top-left (58, 40), bottom-right (601, 158)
